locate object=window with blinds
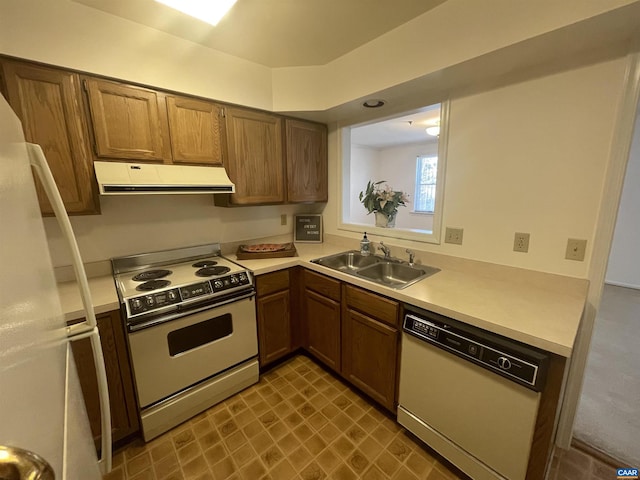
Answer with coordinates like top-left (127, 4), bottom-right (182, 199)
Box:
top-left (414, 155), bottom-right (438, 213)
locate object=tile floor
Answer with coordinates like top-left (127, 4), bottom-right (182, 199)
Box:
top-left (104, 354), bottom-right (620, 480)
top-left (104, 355), bottom-right (467, 480)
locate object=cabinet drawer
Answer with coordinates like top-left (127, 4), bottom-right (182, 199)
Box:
top-left (256, 270), bottom-right (290, 296)
top-left (345, 285), bottom-right (399, 327)
top-left (304, 270), bottom-right (341, 302)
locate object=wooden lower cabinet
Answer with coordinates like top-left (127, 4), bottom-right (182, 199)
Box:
top-left (304, 289), bottom-right (341, 371)
top-left (257, 290), bottom-right (291, 366)
top-left (303, 270), bottom-right (342, 372)
top-left (301, 270), bottom-right (400, 411)
top-left (342, 308), bottom-right (398, 411)
top-left (70, 310), bottom-right (139, 447)
top-left (256, 270), bottom-right (292, 367)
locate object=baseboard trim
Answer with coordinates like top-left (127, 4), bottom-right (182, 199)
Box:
top-left (571, 438), bottom-right (628, 468)
top-left (604, 280), bottom-right (640, 290)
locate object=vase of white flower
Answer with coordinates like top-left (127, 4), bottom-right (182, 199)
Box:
top-left (359, 180), bottom-right (408, 228)
top-left (375, 211), bottom-right (396, 227)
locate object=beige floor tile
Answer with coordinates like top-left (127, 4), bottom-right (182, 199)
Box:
top-left (299, 461), bottom-right (327, 480)
top-left (181, 454), bottom-right (208, 478)
top-left (316, 448), bottom-right (341, 473)
top-left (126, 452), bottom-right (152, 477)
top-left (289, 445), bottom-right (313, 471)
top-left (270, 459), bottom-right (297, 479)
top-left (154, 452), bottom-right (180, 479)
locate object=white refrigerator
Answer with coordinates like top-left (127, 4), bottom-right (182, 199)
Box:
top-left (0, 96), bottom-right (111, 477)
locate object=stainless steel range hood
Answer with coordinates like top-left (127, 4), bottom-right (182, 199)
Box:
top-left (94, 161), bottom-right (235, 195)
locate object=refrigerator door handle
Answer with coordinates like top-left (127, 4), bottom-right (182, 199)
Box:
top-left (27, 143), bottom-right (112, 474)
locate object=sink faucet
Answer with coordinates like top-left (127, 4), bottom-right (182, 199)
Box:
top-left (406, 249), bottom-right (415, 266)
top-left (378, 242), bottom-right (391, 258)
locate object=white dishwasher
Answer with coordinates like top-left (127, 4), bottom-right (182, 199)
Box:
top-left (398, 306), bottom-right (549, 480)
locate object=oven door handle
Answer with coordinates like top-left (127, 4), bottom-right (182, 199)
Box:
top-left (128, 291), bottom-right (256, 332)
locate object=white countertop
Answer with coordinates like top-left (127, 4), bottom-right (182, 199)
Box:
top-left (57, 275), bottom-right (119, 323)
top-left (57, 241), bottom-right (588, 357)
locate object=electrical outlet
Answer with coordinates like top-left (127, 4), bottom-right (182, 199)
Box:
top-left (513, 232), bottom-right (530, 253)
top-left (280, 214), bottom-right (287, 226)
top-left (445, 227), bottom-right (464, 245)
top-left (565, 238), bottom-right (587, 261)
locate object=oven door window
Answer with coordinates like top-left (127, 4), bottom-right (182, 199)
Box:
top-left (167, 313), bottom-right (232, 356)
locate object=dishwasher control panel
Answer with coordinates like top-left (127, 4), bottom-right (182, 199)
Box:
top-left (404, 313), bottom-right (547, 391)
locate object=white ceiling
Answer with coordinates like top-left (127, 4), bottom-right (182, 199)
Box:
top-left (351, 104), bottom-right (441, 148)
top-left (72, 0), bottom-right (446, 68)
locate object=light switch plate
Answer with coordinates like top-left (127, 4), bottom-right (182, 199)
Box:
top-left (280, 214), bottom-right (287, 226)
top-left (565, 238), bottom-right (587, 261)
top-left (445, 227), bottom-right (464, 245)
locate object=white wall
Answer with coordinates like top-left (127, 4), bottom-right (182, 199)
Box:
top-left (325, 57), bottom-right (629, 278)
top-left (43, 195), bottom-right (309, 267)
top-left (0, 0), bottom-right (273, 110)
top-left (605, 111), bottom-right (640, 288)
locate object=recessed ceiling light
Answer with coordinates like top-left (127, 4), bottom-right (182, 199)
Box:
top-left (362, 99), bottom-right (385, 108)
top-left (155, 0), bottom-right (238, 26)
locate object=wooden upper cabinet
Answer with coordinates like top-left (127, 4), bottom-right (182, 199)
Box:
top-left (165, 96), bottom-right (223, 165)
top-left (221, 107), bottom-right (285, 205)
top-left (83, 77), bottom-right (168, 162)
top-left (1, 60), bottom-right (99, 215)
top-left (285, 119), bottom-right (328, 203)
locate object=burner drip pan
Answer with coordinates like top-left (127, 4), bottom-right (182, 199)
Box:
top-left (192, 260), bottom-right (218, 268)
top-left (133, 269), bottom-right (172, 281)
top-left (136, 279), bottom-right (171, 291)
top-left (196, 266), bottom-right (231, 277)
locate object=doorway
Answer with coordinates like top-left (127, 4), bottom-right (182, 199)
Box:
top-left (572, 107), bottom-right (640, 466)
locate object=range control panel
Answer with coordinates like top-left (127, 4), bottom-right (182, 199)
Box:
top-left (127, 272), bottom-right (252, 317)
top-left (404, 313), bottom-right (546, 391)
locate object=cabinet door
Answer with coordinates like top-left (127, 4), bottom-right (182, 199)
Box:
top-left (257, 290), bottom-right (291, 366)
top-left (304, 289), bottom-right (341, 372)
top-left (285, 119), bottom-right (328, 202)
top-left (166, 96), bottom-right (223, 165)
top-left (222, 107), bottom-right (284, 204)
top-left (83, 77), bottom-right (168, 162)
top-left (342, 308), bottom-right (398, 411)
top-left (1, 61), bottom-right (99, 215)
top-left (71, 311), bottom-right (139, 446)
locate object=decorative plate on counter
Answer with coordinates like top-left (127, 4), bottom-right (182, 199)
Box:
top-left (236, 243), bottom-right (297, 259)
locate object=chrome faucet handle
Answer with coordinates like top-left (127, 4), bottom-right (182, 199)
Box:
top-left (378, 241), bottom-right (391, 258)
top-left (406, 249), bottom-right (415, 265)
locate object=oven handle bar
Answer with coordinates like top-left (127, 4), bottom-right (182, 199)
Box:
top-left (128, 291), bottom-right (256, 332)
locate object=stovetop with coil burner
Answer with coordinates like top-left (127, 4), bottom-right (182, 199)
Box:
top-left (111, 244), bottom-right (253, 324)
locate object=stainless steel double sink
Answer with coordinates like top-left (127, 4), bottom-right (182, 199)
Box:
top-left (310, 250), bottom-right (440, 290)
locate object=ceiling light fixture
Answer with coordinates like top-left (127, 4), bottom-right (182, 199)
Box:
top-left (362, 99), bottom-right (385, 108)
top-left (425, 126), bottom-right (440, 136)
top-left (155, 0), bottom-right (238, 26)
